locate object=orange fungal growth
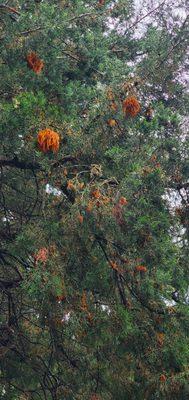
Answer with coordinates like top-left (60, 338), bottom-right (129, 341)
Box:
top-left (122, 96), bottom-right (140, 117)
top-left (156, 332), bottom-right (164, 347)
top-left (78, 214), bottom-right (84, 224)
top-left (110, 102), bottom-right (118, 112)
top-left (56, 295), bottom-right (66, 302)
top-left (160, 374), bottom-right (166, 382)
top-left (26, 52), bottom-right (44, 74)
top-left (109, 260), bottom-right (123, 273)
top-left (119, 196), bottom-right (128, 206)
top-left (110, 261), bottom-right (118, 270)
top-left (107, 119), bottom-right (117, 127)
top-left (135, 265), bottom-right (147, 273)
top-left (86, 201), bottom-right (93, 213)
top-left (37, 128), bottom-right (60, 153)
top-left (91, 189), bottom-right (101, 199)
top-left (67, 180), bottom-right (75, 191)
top-left (34, 247), bottom-right (49, 265)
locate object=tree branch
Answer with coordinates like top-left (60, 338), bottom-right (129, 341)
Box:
top-left (0, 155), bottom-right (77, 171)
top-left (124, 1), bottom-right (166, 35)
top-left (0, 156), bottom-right (41, 170)
top-left (19, 27), bottom-right (43, 36)
top-left (68, 12), bottom-right (102, 22)
top-left (0, 5), bottom-right (20, 15)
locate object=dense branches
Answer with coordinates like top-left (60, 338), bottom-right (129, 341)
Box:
top-left (0, 1), bottom-right (189, 399)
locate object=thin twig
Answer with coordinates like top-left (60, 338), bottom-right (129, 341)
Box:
top-left (124, 0), bottom-right (166, 35)
top-left (68, 12), bottom-right (102, 22)
top-left (19, 27), bottom-right (43, 36)
top-left (0, 5), bottom-right (20, 15)
top-left (57, 51), bottom-right (80, 62)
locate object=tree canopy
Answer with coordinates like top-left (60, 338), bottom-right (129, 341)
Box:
top-left (0, 1), bottom-right (189, 399)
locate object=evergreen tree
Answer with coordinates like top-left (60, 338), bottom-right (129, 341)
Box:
top-left (0, 1), bottom-right (188, 399)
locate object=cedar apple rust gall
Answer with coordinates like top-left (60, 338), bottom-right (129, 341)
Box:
top-left (37, 129), bottom-right (60, 153)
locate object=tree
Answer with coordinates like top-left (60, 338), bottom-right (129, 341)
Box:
top-left (0, 1), bottom-right (189, 399)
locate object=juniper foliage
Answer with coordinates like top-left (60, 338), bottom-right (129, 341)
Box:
top-left (0, 1), bottom-right (189, 399)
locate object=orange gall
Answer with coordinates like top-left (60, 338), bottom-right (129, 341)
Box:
top-left (86, 201), bottom-right (93, 213)
top-left (160, 374), bottom-right (166, 382)
top-left (37, 129), bottom-right (60, 153)
top-left (78, 214), bottom-right (84, 224)
top-left (26, 52), bottom-right (44, 74)
top-left (119, 197), bottom-right (128, 206)
top-left (91, 189), bottom-right (101, 199)
top-left (67, 180), bottom-right (75, 191)
top-left (107, 119), bottom-right (117, 127)
top-left (122, 96), bottom-right (140, 117)
top-left (56, 295), bottom-right (66, 302)
top-left (135, 265), bottom-right (147, 273)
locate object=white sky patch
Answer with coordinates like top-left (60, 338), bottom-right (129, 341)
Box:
top-left (162, 188), bottom-right (188, 247)
top-left (162, 188), bottom-right (183, 213)
top-left (2, 211), bottom-right (14, 222)
top-left (46, 183), bottom-right (62, 196)
top-left (184, 288), bottom-right (189, 304)
top-left (101, 304), bottom-right (111, 314)
top-left (106, 0), bottom-right (188, 40)
top-left (170, 225), bottom-right (187, 248)
top-left (61, 312), bottom-right (71, 323)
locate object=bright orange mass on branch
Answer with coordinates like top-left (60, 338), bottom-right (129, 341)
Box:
top-left (122, 96), bottom-right (140, 117)
top-left (78, 213), bottom-right (84, 224)
top-left (119, 196), bottom-right (128, 206)
top-left (107, 119), bottom-right (117, 127)
top-left (34, 247), bottom-right (49, 265)
top-left (135, 265), bottom-right (147, 273)
top-left (160, 374), bottom-right (166, 382)
top-left (26, 52), bottom-right (44, 74)
top-left (67, 180), bottom-right (75, 190)
top-left (91, 189), bottom-right (101, 199)
top-left (37, 128), bottom-right (60, 153)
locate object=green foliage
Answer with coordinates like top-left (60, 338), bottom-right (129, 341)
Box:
top-left (0, 1), bottom-right (189, 399)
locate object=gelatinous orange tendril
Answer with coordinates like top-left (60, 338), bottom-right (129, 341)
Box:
top-left (160, 374), bottom-right (166, 382)
top-left (122, 96), bottom-right (140, 117)
top-left (34, 247), bottom-right (49, 264)
top-left (26, 52), bottom-right (44, 74)
top-left (135, 265), bottom-right (147, 273)
top-left (37, 128), bottom-right (60, 153)
top-left (91, 189), bottom-right (101, 199)
top-left (107, 119), bottom-right (117, 127)
top-left (119, 196), bottom-right (128, 206)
